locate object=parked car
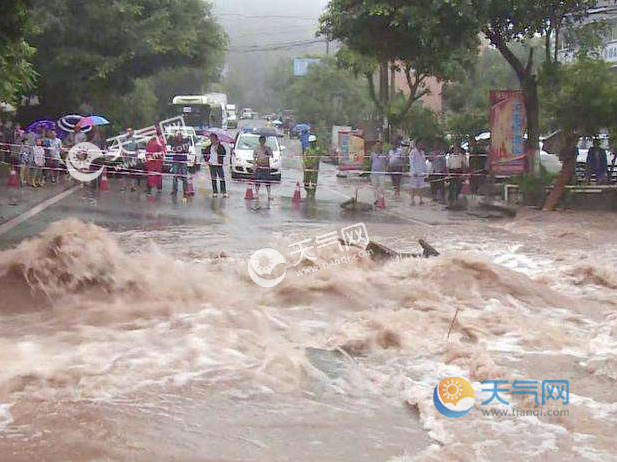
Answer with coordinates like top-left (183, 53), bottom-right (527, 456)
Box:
top-left (241, 108), bottom-right (255, 120)
top-left (230, 129), bottom-right (284, 181)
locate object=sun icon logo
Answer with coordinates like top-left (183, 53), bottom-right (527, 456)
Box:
top-left (441, 378), bottom-right (463, 401)
top-left (247, 248), bottom-right (287, 288)
top-left (433, 376), bottom-right (475, 418)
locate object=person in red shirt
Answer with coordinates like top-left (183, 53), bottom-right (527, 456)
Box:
top-left (146, 127), bottom-right (166, 195)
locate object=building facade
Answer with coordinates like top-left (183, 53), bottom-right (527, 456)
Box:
top-left (558, 1), bottom-right (617, 65)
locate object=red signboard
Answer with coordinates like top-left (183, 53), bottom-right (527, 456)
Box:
top-left (489, 90), bottom-right (528, 175)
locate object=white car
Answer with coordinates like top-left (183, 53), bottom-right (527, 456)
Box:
top-left (231, 131), bottom-right (283, 181)
top-left (241, 108), bottom-right (254, 120)
top-left (227, 112), bottom-right (238, 129)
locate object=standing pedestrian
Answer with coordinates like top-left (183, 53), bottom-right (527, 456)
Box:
top-left (370, 140), bottom-right (388, 205)
top-left (303, 135), bottom-right (322, 199)
top-left (253, 135), bottom-right (273, 200)
top-left (299, 129), bottom-right (310, 154)
top-left (169, 130), bottom-right (189, 197)
top-left (204, 133), bottom-right (227, 197)
top-left (122, 128), bottom-right (141, 191)
top-left (145, 127), bottom-right (166, 195)
top-left (447, 145), bottom-right (468, 206)
top-left (409, 141), bottom-right (428, 206)
top-left (429, 148), bottom-right (447, 203)
top-left (18, 138), bottom-right (31, 186)
top-left (74, 126), bottom-right (87, 145)
top-left (47, 130), bottom-right (62, 183)
top-left (388, 136), bottom-right (406, 197)
top-left (586, 138), bottom-right (609, 184)
top-left (31, 137), bottom-right (46, 187)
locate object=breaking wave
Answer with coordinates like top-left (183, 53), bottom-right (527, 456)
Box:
top-left (0, 219), bottom-right (616, 461)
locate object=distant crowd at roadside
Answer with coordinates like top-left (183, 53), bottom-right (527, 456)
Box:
top-left (0, 117), bottom-right (105, 188)
top-left (368, 137), bottom-right (479, 208)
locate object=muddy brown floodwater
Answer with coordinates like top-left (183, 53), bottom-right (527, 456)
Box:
top-left (0, 209), bottom-right (616, 462)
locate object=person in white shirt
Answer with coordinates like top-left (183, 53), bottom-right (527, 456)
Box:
top-left (47, 130), bottom-right (63, 183)
top-left (388, 136), bottom-right (406, 197)
top-left (446, 145), bottom-right (468, 205)
top-left (409, 141), bottom-right (428, 206)
top-left (74, 126), bottom-right (87, 144)
top-left (31, 137), bottom-right (46, 187)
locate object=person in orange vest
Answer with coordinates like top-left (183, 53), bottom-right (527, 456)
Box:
top-left (146, 127), bottom-right (166, 195)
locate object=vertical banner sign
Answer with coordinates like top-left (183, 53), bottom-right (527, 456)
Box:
top-left (489, 90), bottom-right (528, 175)
top-left (338, 130), bottom-right (365, 171)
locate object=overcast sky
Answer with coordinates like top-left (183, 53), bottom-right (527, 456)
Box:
top-left (211, 0), bottom-right (329, 47)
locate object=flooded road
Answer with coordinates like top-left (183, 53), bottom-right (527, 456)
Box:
top-left (0, 159), bottom-right (616, 461)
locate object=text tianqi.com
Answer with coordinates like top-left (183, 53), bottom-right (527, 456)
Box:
top-left (248, 223), bottom-right (372, 288)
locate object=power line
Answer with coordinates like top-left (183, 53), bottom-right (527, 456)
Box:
top-left (228, 39), bottom-right (324, 53)
top-left (217, 13), bottom-right (317, 21)
top-left (233, 26), bottom-right (317, 39)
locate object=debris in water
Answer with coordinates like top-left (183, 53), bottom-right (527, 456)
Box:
top-left (366, 239), bottom-right (440, 262)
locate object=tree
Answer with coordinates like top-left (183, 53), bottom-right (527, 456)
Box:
top-left (0, 0), bottom-right (36, 103)
top-left (23, 0), bottom-right (226, 121)
top-left (443, 45), bottom-right (534, 143)
top-left (281, 57), bottom-right (372, 144)
top-left (471, 0), bottom-right (599, 173)
top-left (542, 58), bottom-right (617, 210)
top-left (319, 0), bottom-right (479, 140)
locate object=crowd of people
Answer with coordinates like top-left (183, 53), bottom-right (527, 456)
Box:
top-left (0, 117), bottom-right (106, 188)
top-left (3, 115), bottom-right (615, 208)
top-left (369, 137), bottom-right (476, 208)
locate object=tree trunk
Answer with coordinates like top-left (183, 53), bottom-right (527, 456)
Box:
top-left (390, 64), bottom-right (396, 101)
top-left (523, 76), bottom-right (541, 174)
top-left (543, 131), bottom-right (578, 211)
top-left (381, 62), bottom-right (390, 142)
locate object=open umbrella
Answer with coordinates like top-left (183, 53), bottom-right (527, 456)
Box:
top-left (76, 115), bottom-right (110, 128)
top-left (293, 123), bottom-right (311, 133)
top-left (202, 127), bottom-right (235, 144)
top-left (57, 114), bottom-right (92, 134)
top-left (25, 119), bottom-right (56, 133)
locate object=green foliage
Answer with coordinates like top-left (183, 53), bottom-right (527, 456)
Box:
top-left (511, 167), bottom-right (556, 206)
top-left (24, 0), bottom-right (226, 121)
top-left (282, 57), bottom-right (372, 129)
top-left (542, 58), bottom-right (617, 136)
top-left (320, 0), bottom-right (480, 79)
top-left (98, 79), bottom-right (158, 131)
top-left (0, 0), bottom-right (36, 103)
top-left (398, 104), bottom-right (444, 142)
top-left (320, 0), bottom-right (480, 129)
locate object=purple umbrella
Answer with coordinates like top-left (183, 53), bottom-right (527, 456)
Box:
top-left (203, 128), bottom-right (235, 144)
top-left (25, 119), bottom-right (56, 133)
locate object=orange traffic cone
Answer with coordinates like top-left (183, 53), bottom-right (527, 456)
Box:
top-left (292, 181), bottom-right (301, 204)
top-left (185, 174), bottom-right (195, 196)
top-left (376, 193), bottom-right (386, 209)
top-left (99, 168), bottom-right (109, 191)
top-left (7, 168), bottom-right (19, 187)
top-left (244, 182), bottom-right (254, 200)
